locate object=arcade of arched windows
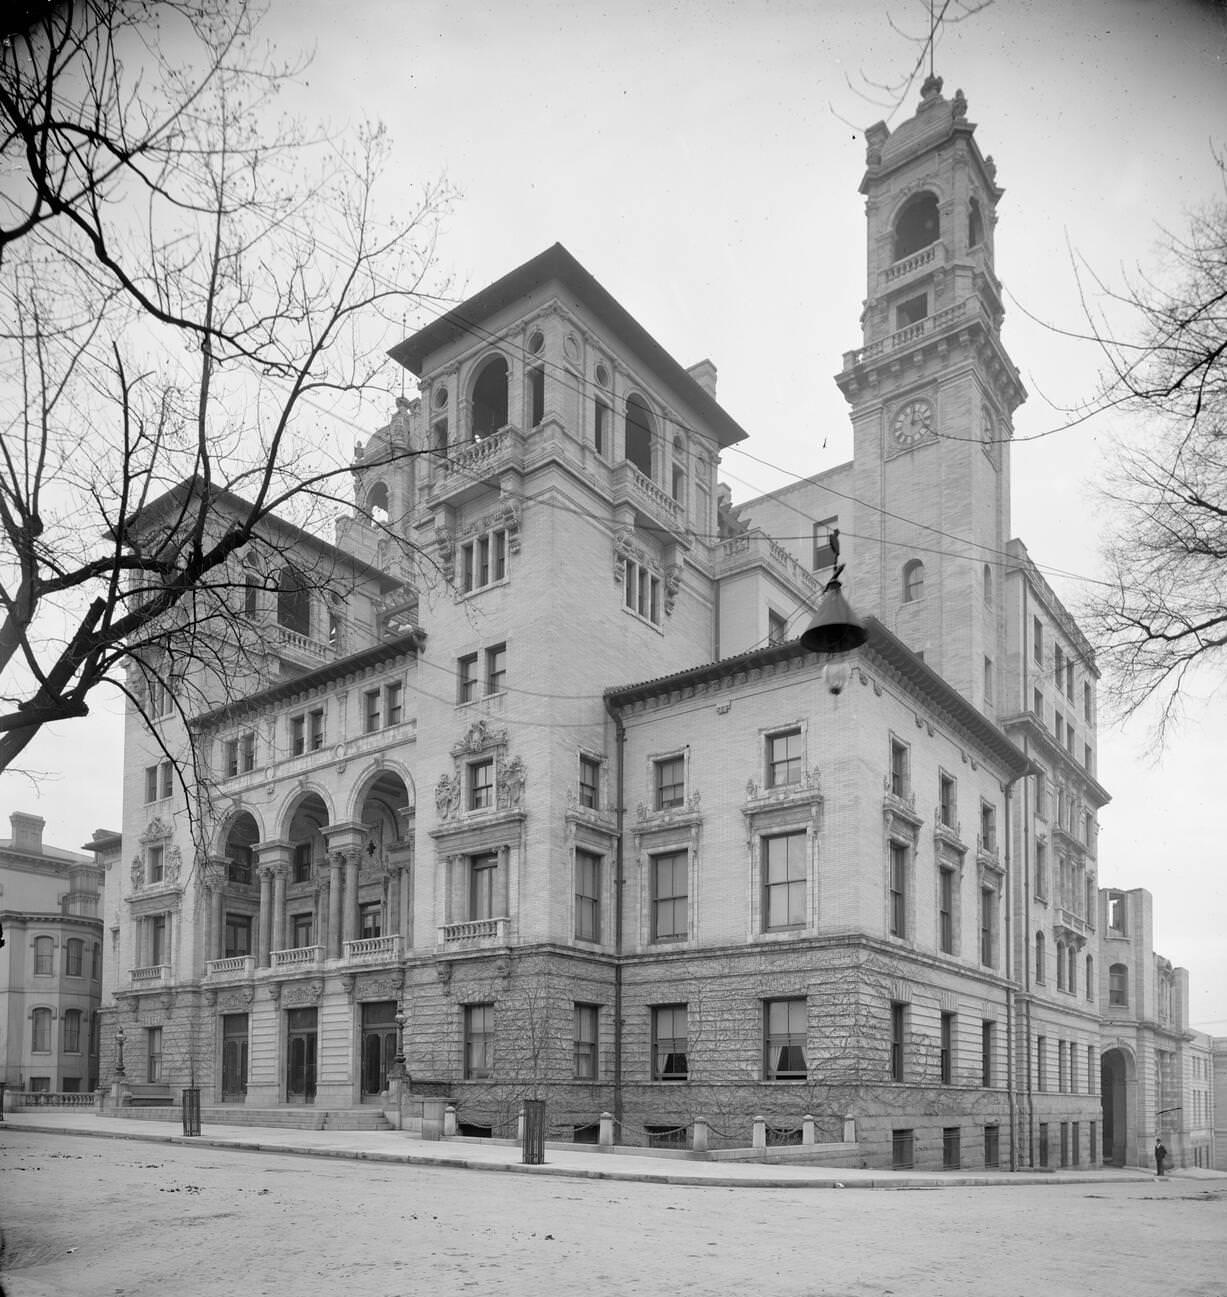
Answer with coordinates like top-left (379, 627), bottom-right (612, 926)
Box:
top-left (203, 767), bottom-right (415, 974)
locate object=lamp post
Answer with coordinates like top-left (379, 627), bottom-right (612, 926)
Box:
top-left (800, 529), bottom-right (867, 692)
top-left (114, 1026), bottom-right (126, 1079)
top-left (393, 1009), bottom-right (407, 1068)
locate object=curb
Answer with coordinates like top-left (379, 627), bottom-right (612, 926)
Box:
top-left (0, 1120), bottom-right (1162, 1191)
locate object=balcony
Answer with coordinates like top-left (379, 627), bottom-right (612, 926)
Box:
top-left (842, 297), bottom-right (979, 370)
top-left (933, 812), bottom-right (966, 853)
top-left (717, 529), bottom-right (821, 601)
top-left (275, 625), bottom-right (333, 669)
top-left (205, 955), bottom-right (255, 980)
top-left (882, 779), bottom-right (923, 831)
top-left (343, 934), bottom-right (402, 964)
top-left (427, 426), bottom-right (525, 508)
top-left (270, 945), bottom-right (324, 969)
top-left (611, 462), bottom-right (686, 541)
top-left (439, 917), bottom-right (509, 946)
top-left (881, 240), bottom-right (946, 289)
top-left (130, 964), bottom-right (169, 985)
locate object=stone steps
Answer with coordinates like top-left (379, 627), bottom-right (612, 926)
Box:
top-left (108, 1106), bottom-right (393, 1132)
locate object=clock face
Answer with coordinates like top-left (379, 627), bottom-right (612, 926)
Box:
top-left (892, 399), bottom-right (933, 446)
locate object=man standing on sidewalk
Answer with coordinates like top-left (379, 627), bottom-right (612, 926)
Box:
top-left (1154, 1137), bottom-right (1168, 1176)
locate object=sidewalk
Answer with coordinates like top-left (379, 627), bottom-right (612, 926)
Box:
top-left (5, 1110), bottom-right (1208, 1190)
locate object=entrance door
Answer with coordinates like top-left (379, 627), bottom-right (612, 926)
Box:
top-left (221, 1013), bottom-right (249, 1101)
top-left (360, 1001), bottom-right (398, 1098)
top-left (286, 1007), bottom-right (318, 1103)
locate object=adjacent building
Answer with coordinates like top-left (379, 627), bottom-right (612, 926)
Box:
top-left (103, 77), bottom-right (1213, 1169)
top-left (1, 813), bottom-right (112, 1095)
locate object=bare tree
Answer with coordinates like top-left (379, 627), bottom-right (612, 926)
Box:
top-left (0, 0), bottom-right (453, 773)
top-left (1080, 165), bottom-right (1227, 737)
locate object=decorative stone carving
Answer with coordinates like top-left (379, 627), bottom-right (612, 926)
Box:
top-left (664, 564), bottom-right (682, 616)
top-left (281, 980), bottom-right (323, 1007)
top-left (497, 756), bottom-right (526, 810)
top-left (216, 988), bottom-right (254, 1013)
top-left (140, 817), bottom-right (171, 845)
top-left (341, 973), bottom-right (356, 1002)
top-left (358, 972), bottom-right (404, 1000)
top-left (165, 845), bottom-right (182, 883)
top-left (435, 525), bottom-right (454, 582)
top-left (436, 961), bottom-right (453, 989)
top-left (435, 773), bottom-right (461, 822)
top-left (130, 856), bottom-right (145, 890)
top-left (454, 718), bottom-right (506, 756)
top-left (613, 530), bottom-right (637, 580)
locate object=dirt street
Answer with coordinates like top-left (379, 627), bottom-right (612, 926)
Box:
top-left (1, 1131), bottom-right (1224, 1297)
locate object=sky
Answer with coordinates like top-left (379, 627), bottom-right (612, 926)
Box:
top-left (4, 0), bottom-right (1226, 1028)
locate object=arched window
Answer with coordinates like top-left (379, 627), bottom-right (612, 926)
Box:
top-left (366, 482), bottom-right (389, 525)
top-left (1056, 939), bottom-right (1066, 990)
top-left (1108, 963), bottom-right (1128, 1006)
top-left (471, 355), bottom-right (509, 440)
top-left (1034, 932), bottom-right (1045, 982)
top-left (902, 560), bottom-right (925, 603)
top-left (1086, 954), bottom-right (1095, 1000)
top-left (894, 192), bottom-right (940, 260)
top-left (31, 1007), bottom-right (51, 1052)
top-left (276, 565), bottom-right (310, 636)
top-left (1067, 945), bottom-right (1077, 995)
top-left (624, 394), bottom-right (655, 478)
top-left (65, 938), bottom-right (83, 976)
top-left (968, 196), bottom-right (984, 249)
top-left (33, 936), bottom-right (53, 975)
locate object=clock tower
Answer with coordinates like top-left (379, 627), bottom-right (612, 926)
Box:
top-left (836, 76), bottom-right (1026, 715)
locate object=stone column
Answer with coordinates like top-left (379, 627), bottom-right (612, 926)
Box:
top-left (328, 854), bottom-right (343, 959)
top-left (211, 883), bottom-right (224, 961)
top-left (342, 849), bottom-right (360, 946)
top-left (271, 866), bottom-right (287, 954)
top-left (256, 868), bottom-right (273, 968)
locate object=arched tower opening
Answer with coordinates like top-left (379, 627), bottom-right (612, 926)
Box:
top-left (625, 394), bottom-right (654, 478)
top-left (471, 356), bottom-right (509, 441)
top-left (893, 191), bottom-right (940, 260)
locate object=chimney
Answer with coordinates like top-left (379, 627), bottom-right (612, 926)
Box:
top-left (686, 359), bottom-right (718, 399)
top-left (10, 811), bottom-right (45, 854)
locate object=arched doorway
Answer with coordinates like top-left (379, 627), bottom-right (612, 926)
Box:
top-left (1100, 1046), bottom-right (1136, 1166)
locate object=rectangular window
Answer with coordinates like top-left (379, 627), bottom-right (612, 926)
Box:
top-left (1036, 840), bottom-right (1048, 899)
top-left (1033, 687), bottom-right (1044, 725)
top-left (460, 529), bottom-right (509, 594)
top-left (65, 939), bottom-right (83, 977)
top-left (888, 841), bottom-right (908, 938)
top-left (485, 643), bottom-right (507, 695)
top-left (1083, 743), bottom-right (1093, 773)
top-left (578, 755), bottom-right (601, 809)
top-left (812, 518), bottom-right (838, 571)
top-left (1065, 660), bottom-right (1075, 701)
top-left (149, 914), bottom-right (168, 966)
top-left (1034, 767), bottom-right (1047, 819)
top-left (764, 998), bottom-right (807, 1080)
top-left (574, 1004), bottom-right (599, 1080)
top-left (147, 1026), bottom-right (163, 1083)
top-left (890, 1002), bottom-right (906, 1081)
top-left (651, 851), bottom-right (688, 942)
top-left (469, 853), bottom-right (498, 920)
top-left (464, 1004), bottom-right (494, 1079)
top-left (31, 1009), bottom-right (51, 1052)
top-left (1037, 1036), bottom-right (1048, 1091)
top-left (896, 292), bottom-right (927, 328)
top-left (145, 762), bottom-right (172, 803)
top-left (574, 850), bottom-right (601, 943)
top-left (458, 653), bottom-right (479, 704)
top-left (979, 801), bottom-right (997, 852)
top-left (1038, 1122), bottom-right (1050, 1168)
top-left (364, 689), bottom-right (381, 733)
top-left (1108, 892), bottom-right (1126, 933)
top-left (385, 682), bottom-right (403, 727)
top-left (291, 913), bottom-right (313, 948)
top-left (240, 732), bottom-right (256, 773)
top-left (359, 901), bottom-right (382, 939)
top-left (654, 755), bottom-right (685, 810)
top-left (1083, 681), bottom-right (1093, 723)
top-left (224, 740), bottom-right (240, 778)
top-left (1054, 643), bottom-right (1064, 685)
top-left (938, 867), bottom-right (954, 954)
top-left (892, 1128), bottom-right (914, 1170)
top-left (984, 1125), bottom-right (1000, 1168)
top-left (938, 772), bottom-right (956, 827)
top-left (980, 887), bottom-right (995, 966)
top-left (290, 714), bottom-right (306, 756)
top-left (623, 558), bottom-right (662, 625)
top-left (981, 1020), bottom-right (995, 1087)
top-left (1033, 616), bottom-right (1043, 663)
top-left (224, 913), bottom-right (252, 958)
top-left (293, 841), bottom-right (312, 883)
top-left (1058, 1040), bottom-right (1068, 1092)
top-left (594, 398), bottom-right (609, 456)
top-left (308, 708), bottom-right (325, 751)
top-left (943, 1127), bottom-right (961, 1170)
top-left (652, 1004), bottom-right (688, 1080)
top-left (767, 610), bottom-right (788, 646)
top-left (469, 758), bottom-right (495, 811)
top-left (91, 942), bottom-right (101, 980)
top-left (1072, 1121), bottom-right (1080, 1167)
top-left (148, 845), bottom-right (165, 884)
top-left (983, 656), bottom-right (993, 705)
top-left (889, 739), bottom-right (909, 797)
top-left (940, 1012), bottom-right (955, 1084)
top-left (762, 832), bottom-right (806, 930)
top-left (766, 728), bottom-right (803, 788)
top-left (1054, 713), bottom-right (1063, 746)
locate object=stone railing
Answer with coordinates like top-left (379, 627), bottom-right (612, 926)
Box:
top-left (270, 945), bottom-right (323, 968)
top-left (440, 917), bottom-right (509, 945)
top-left (717, 529), bottom-right (821, 596)
top-left (12, 1091), bottom-right (98, 1108)
top-left (343, 934), bottom-right (402, 963)
top-left (205, 955), bottom-right (255, 978)
top-left (130, 965), bottom-right (169, 985)
top-left (844, 297), bottom-right (974, 368)
top-left (275, 625), bottom-right (331, 664)
top-left (883, 242), bottom-right (940, 283)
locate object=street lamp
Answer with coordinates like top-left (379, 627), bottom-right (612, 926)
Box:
top-left (800, 529), bottom-right (867, 694)
top-left (114, 1026), bottom-right (126, 1079)
top-left (393, 1009), bottom-right (407, 1068)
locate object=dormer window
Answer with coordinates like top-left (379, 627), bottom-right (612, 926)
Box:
top-left (893, 191), bottom-right (940, 260)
